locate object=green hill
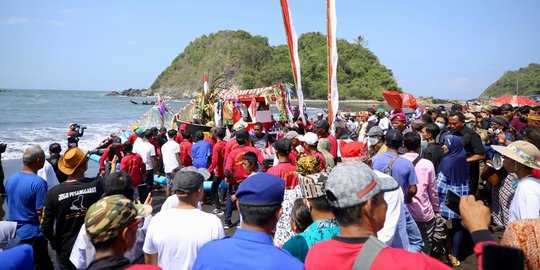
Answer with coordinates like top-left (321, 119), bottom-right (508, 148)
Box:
top-left (149, 30), bottom-right (399, 100)
top-left (479, 63), bottom-right (540, 98)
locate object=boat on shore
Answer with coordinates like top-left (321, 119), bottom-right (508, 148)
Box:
top-left (130, 99), bottom-right (156, 105)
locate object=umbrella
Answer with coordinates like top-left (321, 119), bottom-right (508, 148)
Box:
top-left (492, 95), bottom-right (539, 107)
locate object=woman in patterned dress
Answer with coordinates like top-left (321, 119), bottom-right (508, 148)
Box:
top-left (436, 135), bottom-right (469, 267)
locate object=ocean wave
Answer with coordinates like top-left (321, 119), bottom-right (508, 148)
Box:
top-left (0, 122), bottom-right (129, 160)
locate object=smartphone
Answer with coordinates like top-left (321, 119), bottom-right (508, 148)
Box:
top-left (482, 244), bottom-right (524, 270)
top-left (445, 189), bottom-right (461, 216)
top-left (137, 184), bottom-right (149, 203)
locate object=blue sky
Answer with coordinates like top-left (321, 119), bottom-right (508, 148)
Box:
top-left (1, 1), bottom-right (539, 99)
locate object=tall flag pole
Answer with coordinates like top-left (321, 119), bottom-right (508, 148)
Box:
top-left (280, 0), bottom-right (305, 124)
top-left (203, 73), bottom-right (209, 95)
top-left (327, 0), bottom-right (339, 127)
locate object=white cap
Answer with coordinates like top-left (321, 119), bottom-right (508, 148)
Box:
top-left (298, 132), bottom-right (319, 145)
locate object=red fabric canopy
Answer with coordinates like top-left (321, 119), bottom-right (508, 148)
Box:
top-left (492, 95), bottom-right (539, 107)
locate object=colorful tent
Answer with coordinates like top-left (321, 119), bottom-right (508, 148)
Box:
top-left (492, 95), bottom-right (539, 107)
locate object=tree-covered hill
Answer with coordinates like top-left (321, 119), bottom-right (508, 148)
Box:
top-left (479, 63), bottom-right (540, 98)
top-left (149, 30), bottom-right (399, 100)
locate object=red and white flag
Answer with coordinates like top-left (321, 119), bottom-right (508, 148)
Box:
top-left (203, 73), bottom-right (209, 95)
top-left (248, 97), bottom-right (257, 122)
top-left (280, 0), bottom-right (305, 124)
top-left (327, 0), bottom-right (339, 127)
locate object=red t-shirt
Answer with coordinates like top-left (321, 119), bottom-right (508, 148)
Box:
top-left (205, 136), bottom-right (216, 147)
top-left (128, 134), bottom-right (138, 144)
top-left (225, 146), bottom-right (264, 184)
top-left (120, 153), bottom-right (145, 187)
top-left (223, 139), bottom-right (239, 166)
top-left (208, 141), bottom-right (226, 177)
top-left (174, 133), bottom-right (184, 145)
top-left (289, 148), bottom-right (299, 166)
top-left (150, 138), bottom-right (161, 156)
top-left (267, 162), bottom-right (298, 189)
top-left (98, 145), bottom-right (124, 169)
top-left (304, 151), bottom-right (327, 172)
top-left (305, 238), bottom-right (450, 270)
top-left (325, 134), bottom-right (338, 159)
top-left (179, 140), bottom-right (193, 167)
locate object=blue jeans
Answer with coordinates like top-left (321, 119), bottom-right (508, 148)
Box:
top-left (405, 207), bottom-right (424, 253)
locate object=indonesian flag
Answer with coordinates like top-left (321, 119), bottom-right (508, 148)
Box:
top-left (203, 73), bottom-right (209, 95)
top-left (280, 0), bottom-right (305, 124)
top-left (327, 0), bottom-right (339, 127)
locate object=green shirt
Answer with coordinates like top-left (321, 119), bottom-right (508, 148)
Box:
top-left (282, 219), bottom-right (340, 262)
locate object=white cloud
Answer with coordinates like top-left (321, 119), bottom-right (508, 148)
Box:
top-left (0, 18), bottom-right (64, 26)
top-left (0, 18), bottom-right (29, 25)
top-left (127, 41), bottom-right (139, 46)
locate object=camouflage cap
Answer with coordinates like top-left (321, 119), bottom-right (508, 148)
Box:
top-left (85, 195), bottom-right (152, 244)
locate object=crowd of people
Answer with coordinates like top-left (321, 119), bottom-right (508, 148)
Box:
top-left (0, 101), bottom-right (539, 270)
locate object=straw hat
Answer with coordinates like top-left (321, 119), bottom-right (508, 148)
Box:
top-left (492, 141), bottom-right (540, 170)
top-left (58, 147), bottom-right (88, 175)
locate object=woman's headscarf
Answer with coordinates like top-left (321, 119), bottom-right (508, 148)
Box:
top-left (501, 219), bottom-right (540, 270)
top-left (438, 135), bottom-right (469, 184)
top-left (317, 138), bottom-right (335, 170)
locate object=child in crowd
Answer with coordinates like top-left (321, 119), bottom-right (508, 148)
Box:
top-left (242, 152), bottom-right (259, 177)
top-left (290, 198), bottom-right (313, 234)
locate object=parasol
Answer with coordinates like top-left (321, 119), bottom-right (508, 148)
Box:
top-left (491, 95), bottom-right (539, 107)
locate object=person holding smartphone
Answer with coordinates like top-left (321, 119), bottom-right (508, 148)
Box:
top-left (436, 135), bottom-right (470, 267)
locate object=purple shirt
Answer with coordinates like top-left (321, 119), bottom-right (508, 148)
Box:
top-left (401, 153), bottom-right (440, 222)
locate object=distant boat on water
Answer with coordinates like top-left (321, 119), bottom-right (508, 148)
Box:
top-left (130, 99), bottom-right (156, 105)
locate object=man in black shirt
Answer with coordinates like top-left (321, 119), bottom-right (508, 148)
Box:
top-left (447, 112), bottom-right (486, 197)
top-left (421, 123), bottom-right (445, 172)
top-left (41, 147), bottom-right (103, 270)
top-left (47, 143), bottom-right (68, 183)
top-left (250, 122), bottom-right (274, 149)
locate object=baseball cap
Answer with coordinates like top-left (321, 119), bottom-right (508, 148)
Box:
top-left (112, 136), bottom-right (122, 146)
top-left (390, 113), bottom-right (407, 122)
top-left (85, 195), bottom-right (152, 244)
top-left (464, 113), bottom-right (476, 124)
top-left (375, 108), bottom-right (386, 114)
top-left (273, 138), bottom-right (291, 154)
top-left (366, 126), bottom-right (383, 136)
top-left (491, 115), bottom-right (508, 127)
top-left (298, 132), bottom-right (319, 146)
top-left (49, 143), bottom-right (62, 154)
top-left (285, 131), bottom-right (300, 140)
top-left (385, 129), bottom-right (403, 146)
top-left (172, 171), bottom-right (205, 196)
top-left (314, 119), bottom-right (330, 130)
top-left (233, 121), bottom-right (247, 131)
top-left (179, 166), bottom-right (211, 180)
top-left (299, 172), bottom-right (328, 199)
top-left (317, 112), bottom-right (323, 117)
top-left (325, 161), bottom-right (399, 208)
top-left (236, 173), bottom-right (285, 206)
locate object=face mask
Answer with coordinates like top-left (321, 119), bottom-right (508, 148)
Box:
top-left (466, 123), bottom-right (472, 129)
top-left (436, 122), bottom-right (445, 129)
top-left (494, 129), bottom-right (501, 135)
top-left (368, 137), bottom-right (379, 146)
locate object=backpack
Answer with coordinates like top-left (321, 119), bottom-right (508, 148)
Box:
top-left (381, 155), bottom-right (399, 176)
top-left (352, 235), bottom-right (388, 270)
top-left (412, 155), bottom-right (422, 167)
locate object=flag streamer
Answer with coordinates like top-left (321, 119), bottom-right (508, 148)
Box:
top-left (327, 0), bottom-right (339, 126)
top-left (280, 0), bottom-right (305, 124)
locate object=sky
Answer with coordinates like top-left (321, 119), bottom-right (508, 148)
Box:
top-left (1, 1), bottom-right (539, 99)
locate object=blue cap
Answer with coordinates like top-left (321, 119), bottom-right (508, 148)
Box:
top-left (236, 173), bottom-right (285, 206)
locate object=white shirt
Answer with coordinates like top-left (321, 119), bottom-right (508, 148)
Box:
top-left (143, 208), bottom-right (225, 270)
top-left (133, 140), bottom-right (156, 170)
top-left (508, 176), bottom-right (540, 223)
top-left (37, 160), bottom-right (59, 190)
top-left (69, 216), bottom-right (152, 269)
top-left (161, 195), bottom-right (202, 212)
top-left (375, 171), bottom-right (409, 250)
top-left (378, 117), bottom-right (391, 132)
top-left (161, 140), bottom-right (180, 173)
